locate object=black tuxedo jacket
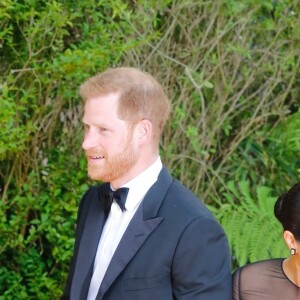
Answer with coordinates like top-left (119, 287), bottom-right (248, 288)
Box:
top-left (62, 167), bottom-right (232, 299)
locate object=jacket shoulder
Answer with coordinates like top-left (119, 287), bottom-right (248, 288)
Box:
top-left (166, 178), bottom-right (214, 218)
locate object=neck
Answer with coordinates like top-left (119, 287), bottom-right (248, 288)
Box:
top-left (283, 256), bottom-right (300, 287)
top-left (111, 155), bottom-right (159, 189)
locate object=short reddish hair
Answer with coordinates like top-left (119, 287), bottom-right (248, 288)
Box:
top-left (80, 67), bottom-right (171, 142)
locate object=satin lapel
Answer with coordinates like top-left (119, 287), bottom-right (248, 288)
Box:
top-left (71, 187), bottom-right (107, 300)
top-left (97, 167), bottom-right (173, 299)
top-left (97, 205), bottom-right (163, 299)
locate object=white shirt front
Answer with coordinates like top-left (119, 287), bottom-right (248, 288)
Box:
top-left (87, 157), bottom-right (163, 300)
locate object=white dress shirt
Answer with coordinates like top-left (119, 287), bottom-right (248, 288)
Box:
top-left (87, 157), bottom-right (162, 300)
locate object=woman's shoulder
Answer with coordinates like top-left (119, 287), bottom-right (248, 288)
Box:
top-left (242, 258), bottom-right (283, 270)
top-left (234, 258), bottom-right (284, 277)
top-left (233, 258), bottom-right (286, 291)
top-left (232, 258), bottom-right (298, 300)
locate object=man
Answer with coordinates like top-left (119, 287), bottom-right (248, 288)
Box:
top-left (62, 67), bottom-right (232, 300)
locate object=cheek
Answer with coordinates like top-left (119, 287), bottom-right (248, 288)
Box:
top-left (105, 136), bottom-right (128, 153)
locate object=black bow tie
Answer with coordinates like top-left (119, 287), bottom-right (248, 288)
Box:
top-left (100, 183), bottom-right (129, 212)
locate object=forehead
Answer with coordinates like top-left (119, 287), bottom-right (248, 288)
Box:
top-left (83, 93), bottom-right (119, 114)
top-left (82, 93), bottom-right (128, 128)
top-left (86, 92), bottom-right (120, 106)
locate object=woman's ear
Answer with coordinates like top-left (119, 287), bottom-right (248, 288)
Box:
top-left (283, 230), bottom-right (297, 251)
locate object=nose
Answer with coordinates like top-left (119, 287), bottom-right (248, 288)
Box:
top-left (82, 128), bottom-right (98, 151)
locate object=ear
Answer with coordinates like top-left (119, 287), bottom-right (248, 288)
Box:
top-left (283, 230), bottom-right (297, 251)
top-left (136, 119), bottom-right (152, 142)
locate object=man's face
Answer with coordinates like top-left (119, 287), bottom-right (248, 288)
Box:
top-left (82, 93), bottom-right (138, 186)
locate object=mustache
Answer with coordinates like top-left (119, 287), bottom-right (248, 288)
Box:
top-left (85, 151), bottom-right (105, 157)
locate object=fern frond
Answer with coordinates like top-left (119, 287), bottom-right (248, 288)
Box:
top-left (218, 181), bottom-right (287, 267)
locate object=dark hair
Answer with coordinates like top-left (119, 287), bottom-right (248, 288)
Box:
top-left (274, 182), bottom-right (300, 241)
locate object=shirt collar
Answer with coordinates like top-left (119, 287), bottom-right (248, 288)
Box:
top-left (121, 157), bottom-right (162, 211)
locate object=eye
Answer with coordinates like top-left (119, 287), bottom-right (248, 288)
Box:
top-left (99, 127), bottom-right (108, 133)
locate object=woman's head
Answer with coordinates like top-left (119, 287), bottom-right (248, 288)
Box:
top-left (274, 182), bottom-right (300, 242)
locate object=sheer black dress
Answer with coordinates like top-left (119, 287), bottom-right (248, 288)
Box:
top-left (233, 258), bottom-right (300, 299)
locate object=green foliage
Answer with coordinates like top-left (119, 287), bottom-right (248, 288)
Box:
top-left (229, 111), bottom-right (300, 194)
top-left (211, 181), bottom-right (287, 269)
top-left (212, 111), bottom-right (300, 268)
top-left (0, 83), bottom-right (35, 159)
